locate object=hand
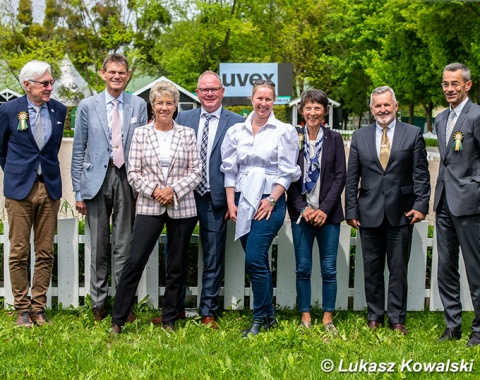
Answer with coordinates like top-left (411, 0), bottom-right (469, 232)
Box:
top-left (301, 207), bottom-right (316, 223)
top-left (224, 209), bottom-right (230, 222)
top-left (254, 198), bottom-right (274, 221)
top-left (311, 209), bottom-right (328, 227)
top-left (152, 186), bottom-right (174, 206)
top-left (228, 204), bottom-right (238, 222)
top-left (76, 201), bottom-right (87, 215)
top-left (405, 210), bottom-right (426, 225)
top-left (346, 218), bottom-right (360, 229)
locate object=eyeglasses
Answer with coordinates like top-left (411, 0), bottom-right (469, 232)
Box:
top-left (440, 81), bottom-right (462, 89)
top-left (197, 87), bottom-right (222, 95)
top-left (254, 79), bottom-right (275, 87)
top-left (104, 70), bottom-right (129, 77)
top-left (29, 79), bottom-right (55, 87)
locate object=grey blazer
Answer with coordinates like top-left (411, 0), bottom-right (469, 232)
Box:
top-left (345, 121), bottom-right (430, 228)
top-left (434, 99), bottom-right (480, 216)
top-left (71, 91), bottom-right (148, 200)
top-left (175, 107), bottom-right (244, 208)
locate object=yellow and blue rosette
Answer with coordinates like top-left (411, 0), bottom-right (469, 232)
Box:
top-left (452, 131), bottom-right (463, 152)
top-left (17, 111), bottom-right (28, 131)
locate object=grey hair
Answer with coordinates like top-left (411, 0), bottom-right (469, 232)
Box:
top-left (443, 62), bottom-right (471, 82)
top-left (370, 86), bottom-right (397, 105)
top-left (197, 70), bottom-right (223, 88)
top-left (149, 80), bottom-right (180, 106)
top-left (19, 60), bottom-right (52, 90)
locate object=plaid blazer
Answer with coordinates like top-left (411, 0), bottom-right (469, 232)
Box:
top-left (128, 122), bottom-right (201, 218)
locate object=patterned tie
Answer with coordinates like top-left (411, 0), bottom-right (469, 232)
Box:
top-left (380, 127), bottom-right (390, 170)
top-left (197, 113), bottom-right (214, 195)
top-left (33, 105), bottom-right (44, 150)
top-left (445, 110), bottom-right (456, 147)
top-left (111, 99), bottom-right (125, 168)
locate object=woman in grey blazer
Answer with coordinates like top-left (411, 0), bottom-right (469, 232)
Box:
top-left (111, 81), bottom-right (201, 333)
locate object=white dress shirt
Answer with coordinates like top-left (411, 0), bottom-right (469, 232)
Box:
top-left (221, 111), bottom-right (301, 239)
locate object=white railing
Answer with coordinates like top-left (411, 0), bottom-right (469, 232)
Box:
top-left (0, 219), bottom-right (473, 312)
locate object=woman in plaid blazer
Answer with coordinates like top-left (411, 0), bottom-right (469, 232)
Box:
top-left (111, 81), bottom-right (201, 333)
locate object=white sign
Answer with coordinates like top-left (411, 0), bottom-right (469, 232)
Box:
top-left (220, 63), bottom-right (278, 97)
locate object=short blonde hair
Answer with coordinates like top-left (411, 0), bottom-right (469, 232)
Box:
top-left (149, 80), bottom-right (179, 106)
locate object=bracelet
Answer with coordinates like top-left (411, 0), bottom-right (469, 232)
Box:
top-left (300, 207), bottom-right (307, 215)
top-left (267, 196), bottom-right (276, 206)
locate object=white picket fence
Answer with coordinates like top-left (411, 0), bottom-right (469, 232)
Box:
top-left (0, 219), bottom-right (474, 312)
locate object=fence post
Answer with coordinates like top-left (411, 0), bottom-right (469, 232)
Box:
top-left (57, 218), bottom-right (80, 307)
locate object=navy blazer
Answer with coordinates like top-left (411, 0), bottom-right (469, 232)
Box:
top-left (0, 95), bottom-right (66, 200)
top-left (287, 126), bottom-right (346, 224)
top-left (175, 107), bottom-right (244, 209)
top-left (345, 121), bottom-right (430, 227)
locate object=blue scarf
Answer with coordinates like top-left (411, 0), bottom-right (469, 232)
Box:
top-left (302, 128), bottom-right (324, 194)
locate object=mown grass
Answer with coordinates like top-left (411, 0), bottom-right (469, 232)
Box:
top-left (1, 303), bottom-right (479, 379)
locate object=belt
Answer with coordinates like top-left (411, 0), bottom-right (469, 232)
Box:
top-left (35, 174), bottom-right (44, 183)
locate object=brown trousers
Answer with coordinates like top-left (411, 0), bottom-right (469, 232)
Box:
top-left (6, 182), bottom-right (60, 312)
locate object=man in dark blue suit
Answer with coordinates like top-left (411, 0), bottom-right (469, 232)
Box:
top-left (175, 71), bottom-right (244, 328)
top-left (0, 60), bottom-right (66, 327)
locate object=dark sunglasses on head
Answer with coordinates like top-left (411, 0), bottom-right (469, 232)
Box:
top-left (254, 79), bottom-right (275, 87)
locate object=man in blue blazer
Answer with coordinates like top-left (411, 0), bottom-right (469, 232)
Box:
top-left (0, 60), bottom-right (67, 327)
top-left (434, 63), bottom-right (480, 347)
top-left (175, 71), bottom-right (244, 328)
top-left (71, 53), bottom-right (147, 321)
top-left (345, 86), bottom-right (430, 335)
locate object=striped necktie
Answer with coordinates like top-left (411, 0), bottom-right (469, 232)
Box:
top-left (197, 114), bottom-right (214, 195)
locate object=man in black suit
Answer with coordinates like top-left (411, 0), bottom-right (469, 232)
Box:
top-left (0, 60), bottom-right (67, 327)
top-left (174, 71), bottom-right (244, 328)
top-left (345, 86), bottom-right (430, 335)
top-left (434, 63), bottom-right (480, 347)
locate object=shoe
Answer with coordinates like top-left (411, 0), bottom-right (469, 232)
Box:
top-left (150, 310), bottom-right (186, 325)
top-left (111, 324), bottom-right (121, 334)
top-left (325, 322), bottom-right (338, 335)
top-left (162, 324), bottom-right (176, 332)
top-left (30, 311), bottom-right (53, 326)
top-left (242, 318), bottom-right (266, 338)
top-left (265, 314), bottom-right (278, 330)
top-left (389, 323), bottom-right (408, 335)
top-left (126, 311), bottom-right (136, 323)
top-left (92, 307), bottom-right (108, 322)
top-left (467, 331), bottom-right (480, 347)
top-left (438, 327), bottom-right (462, 342)
top-left (201, 316), bottom-right (218, 329)
top-left (16, 311), bottom-right (33, 328)
top-left (298, 320), bottom-right (312, 329)
top-left (367, 320), bottom-right (383, 329)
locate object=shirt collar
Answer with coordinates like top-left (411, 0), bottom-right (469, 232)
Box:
top-left (376, 118), bottom-right (396, 132)
top-left (449, 97), bottom-right (469, 117)
top-left (105, 91), bottom-right (124, 105)
top-left (201, 106), bottom-right (222, 119)
top-left (27, 98), bottom-right (46, 110)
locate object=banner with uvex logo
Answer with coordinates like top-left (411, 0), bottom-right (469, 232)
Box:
top-left (219, 63), bottom-right (293, 106)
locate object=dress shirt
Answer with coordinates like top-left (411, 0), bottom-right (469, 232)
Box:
top-left (105, 91), bottom-right (125, 150)
top-left (447, 96), bottom-right (469, 130)
top-left (155, 129), bottom-right (174, 181)
top-left (221, 111), bottom-right (301, 239)
top-left (375, 119), bottom-right (396, 159)
top-left (27, 98), bottom-right (52, 144)
top-left (196, 106), bottom-right (222, 192)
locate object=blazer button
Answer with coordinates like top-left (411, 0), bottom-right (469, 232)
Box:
top-left (104, 165), bottom-right (107, 168)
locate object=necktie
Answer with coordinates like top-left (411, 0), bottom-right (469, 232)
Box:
top-left (445, 110), bottom-right (456, 147)
top-left (380, 127), bottom-right (390, 170)
top-left (197, 113), bottom-right (214, 195)
top-left (111, 99), bottom-right (124, 168)
top-left (33, 105), bottom-right (44, 150)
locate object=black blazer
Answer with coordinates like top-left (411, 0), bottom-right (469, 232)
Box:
top-left (287, 126), bottom-right (346, 224)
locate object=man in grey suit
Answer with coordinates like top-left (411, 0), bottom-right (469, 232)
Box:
top-left (71, 53), bottom-right (148, 321)
top-left (345, 86), bottom-right (430, 335)
top-left (175, 71), bottom-right (244, 328)
top-left (434, 63), bottom-right (480, 347)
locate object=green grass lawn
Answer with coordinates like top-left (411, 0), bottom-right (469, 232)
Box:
top-left (1, 304), bottom-right (479, 379)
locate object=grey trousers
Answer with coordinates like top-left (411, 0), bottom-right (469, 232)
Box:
top-left (86, 165), bottom-right (135, 309)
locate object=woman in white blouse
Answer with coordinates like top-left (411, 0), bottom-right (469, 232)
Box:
top-left (221, 80), bottom-right (301, 337)
top-left (111, 81), bottom-right (201, 333)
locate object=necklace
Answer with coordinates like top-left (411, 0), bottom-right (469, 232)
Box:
top-left (252, 119), bottom-right (267, 127)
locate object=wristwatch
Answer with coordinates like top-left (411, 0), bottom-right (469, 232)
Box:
top-left (267, 196), bottom-right (276, 206)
